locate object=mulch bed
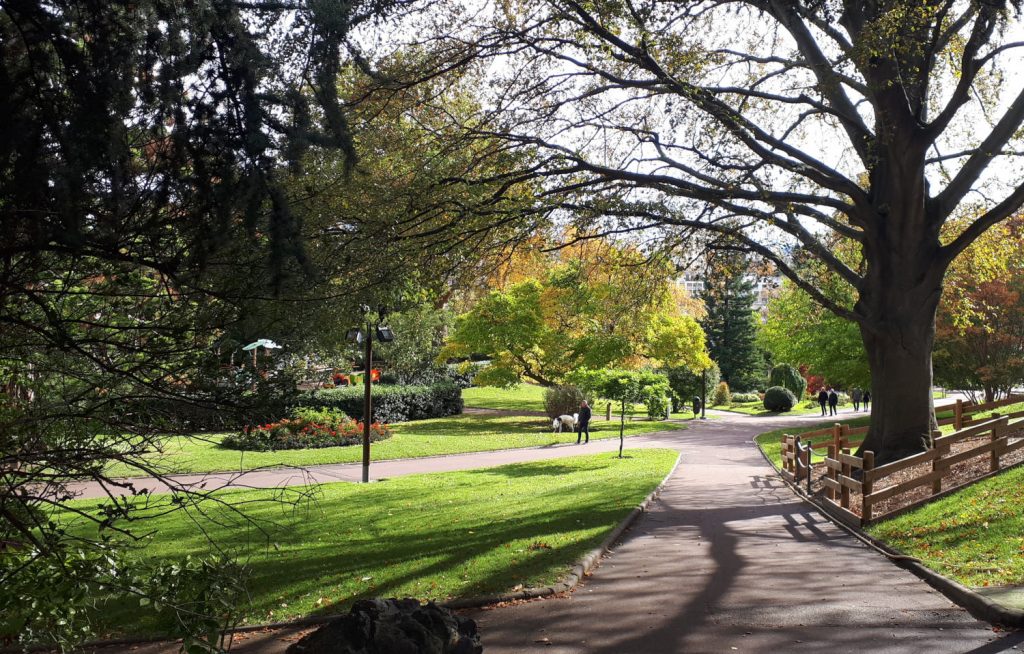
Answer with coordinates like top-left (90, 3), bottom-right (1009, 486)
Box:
top-left (807, 424), bottom-right (1024, 520)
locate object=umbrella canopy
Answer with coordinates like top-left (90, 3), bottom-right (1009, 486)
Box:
top-left (241, 339), bottom-right (282, 351)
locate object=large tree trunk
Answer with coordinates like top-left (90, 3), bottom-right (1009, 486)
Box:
top-left (855, 137), bottom-right (945, 466)
top-left (855, 217), bottom-right (945, 464)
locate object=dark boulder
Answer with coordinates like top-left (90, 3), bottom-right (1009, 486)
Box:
top-left (286, 598), bottom-right (482, 654)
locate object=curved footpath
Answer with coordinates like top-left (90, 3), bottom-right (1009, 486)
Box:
top-left (90, 410), bottom-right (1022, 653)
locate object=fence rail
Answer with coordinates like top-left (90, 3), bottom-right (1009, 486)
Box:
top-left (781, 407), bottom-right (1024, 526)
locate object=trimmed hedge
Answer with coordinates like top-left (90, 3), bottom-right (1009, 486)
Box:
top-left (296, 383), bottom-right (463, 423)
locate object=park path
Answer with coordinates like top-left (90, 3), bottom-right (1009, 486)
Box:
top-left (90, 408), bottom-right (1022, 653)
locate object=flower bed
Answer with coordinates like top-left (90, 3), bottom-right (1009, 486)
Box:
top-left (222, 407), bottom-right (392, 451)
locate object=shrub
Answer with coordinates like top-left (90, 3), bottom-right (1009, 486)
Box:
top-left (223, 407), bottom-right (392, 451)
top-left (768, 364), bottom-right (807, 400)
top-left (712, 381), bottom-right (731, 406)
top-left (544, 385), bottom-right (590, 419)
top-left (644, 392), bottom-right (670, 420)
top-left (296, 383), bottom-right (463, 423)
top-left (763, 386), bottom-right (797, 412)
top-left (730, 392), bottom-right (760, 403)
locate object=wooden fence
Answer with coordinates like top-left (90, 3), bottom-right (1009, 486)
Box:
top-left (780, 402), bottom-right (1024, 527)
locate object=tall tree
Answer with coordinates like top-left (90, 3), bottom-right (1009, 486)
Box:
top-left (0, 0), bottom-right (410, 645)
top-left (700, 256), bottom-right (763, 392)
top-left (934, 214), bottom-right (1024, 402)
top-left (422, 0), bottom-right (1024, 463)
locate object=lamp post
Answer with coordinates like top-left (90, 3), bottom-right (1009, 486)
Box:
top-left (701, 338), bottom-right (714, 420)
top-left (347, 305), bottom-right (395, 483)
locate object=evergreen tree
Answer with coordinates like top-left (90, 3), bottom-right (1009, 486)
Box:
top-left (700, 256), bottom-right (763, 392)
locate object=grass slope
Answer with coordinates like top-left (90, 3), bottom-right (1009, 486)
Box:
top-left (77, 449), bottom-right (680, 636)
top-left (867, 464), bottom-right (1024, 589)
top-left (716, 400), bottom-right (839, 417)
top-left (105, 414), bottom-right (684, 477)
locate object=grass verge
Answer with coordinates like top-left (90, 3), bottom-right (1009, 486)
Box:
top-left (76, 449), bottom-right (679, 637)
top-left (867, 464), bottom-right (1024, 589)
top-left (105, 414), bottom-right (684, 477)
top-left (714, 400), bottom-right (828, 417)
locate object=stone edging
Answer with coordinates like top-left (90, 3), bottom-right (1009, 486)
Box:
top-left (752, 437), bottom-right (1024, 628)
top-left (41, 450), bottom-right (684, 652)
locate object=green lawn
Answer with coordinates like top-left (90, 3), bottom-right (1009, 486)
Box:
top-left (754, 415), bottom-right (873, 468)
top-left (867, 464), bottom-right (1024, 590)
top-left (105, 414), bottom-right (684, 477)
top-left (462, 384), bottom-right (546, 411)
top-left (715, 399), bottom-right (828, 417)
top-left (74, 450), bottom-right (680, 637)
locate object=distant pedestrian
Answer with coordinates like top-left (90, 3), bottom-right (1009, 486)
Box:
top-left (817, 388), bottom-right (828, 416)
top-left (576, 400), bottom-right (592, 444)
top-left (851, 388), bottom-right (862, 411)
top-left (828, 388), bottom-right (838, 416)
top-left (863, 391), bottom-right (871, 411)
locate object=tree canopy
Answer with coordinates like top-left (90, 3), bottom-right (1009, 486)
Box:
top-left (409, 0), bottom-right (1024, 462)
top-left (442, 244), bottom-right (710, 386)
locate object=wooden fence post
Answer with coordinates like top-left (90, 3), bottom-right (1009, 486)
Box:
top-left (932, 440), bottom-right (947, 496)
top-left (990, 418), bottom-right (1004, 473)
top-left (954, 399), bottom-right (964, 430)
top-left (840, 448), bottom-right (851, 510)
top-left (826, 445), bottom-right (836, 501)
top-left (606, 403), bottom-right (612, 421)
top-left (861, 451), bottom-right (874, 524)
top-left (832, 423), bottom-right (842, 456)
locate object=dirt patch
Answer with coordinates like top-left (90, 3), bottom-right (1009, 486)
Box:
top-left (810, 425), bottom-right (1024, 520)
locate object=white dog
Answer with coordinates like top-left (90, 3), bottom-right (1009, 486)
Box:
top-left (552, 413), bottom-right (579, 433)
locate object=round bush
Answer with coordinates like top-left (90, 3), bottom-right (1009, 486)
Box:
top-left (768, 364), bottom-right (807, 400)
top-left (644, 392), bottom-right (670, 420)
top-left (763, 386), bottom-right (798, 412)
top-left (544, 385), bottom-right (590, 419)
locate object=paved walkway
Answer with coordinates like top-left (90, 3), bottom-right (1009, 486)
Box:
top-left (92, 409), bottom-right (1022, 652)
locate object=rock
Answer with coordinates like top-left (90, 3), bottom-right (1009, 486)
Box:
top-left (286, 598), bottom-right (483, 654)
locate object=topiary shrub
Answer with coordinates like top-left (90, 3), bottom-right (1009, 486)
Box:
top-left (712, 381), bottom-right (731, 406)
top-left (544, 385), bottom-right (590, 419)
top-left (768, 364), bottom-right (807, 400)
top-left (223, 407), bottom-right (392, 451)
top-left (763, 386), bottom-right (797, 412)
top-left (296, 383), bottom-right (462, 423)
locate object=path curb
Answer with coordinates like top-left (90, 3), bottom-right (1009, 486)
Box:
top-left (754, 438), bottom-right (1024, 628)
top-left (58, 450), bottom-right (685, 651)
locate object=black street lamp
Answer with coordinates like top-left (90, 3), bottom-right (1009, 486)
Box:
top-left (701, 338), bottom-right (714, 420)
top-left (347, 305), bottom-right (395, 483)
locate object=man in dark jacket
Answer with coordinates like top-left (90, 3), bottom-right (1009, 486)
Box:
top-left (577, 400), bottom-right (592, 444)
top-left (817, 388), bottom-right (829, 416)
top-left (828, 388), bottom-right (839, 416)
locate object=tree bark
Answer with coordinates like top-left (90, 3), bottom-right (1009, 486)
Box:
top-left (855, 253), bottom-right (944, 465)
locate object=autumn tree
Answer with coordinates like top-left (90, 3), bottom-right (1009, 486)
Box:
top-left (417, 0), bottom-right (1024, 463)
top-left (443, 245), bottom-right (710, 385)
top-left (934, 215), bottom-right (1024, 402)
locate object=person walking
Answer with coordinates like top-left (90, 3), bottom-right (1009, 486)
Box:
top-left (863, 391), bottom-right (871, 411)
top-left (851, 387), bottom-right (862, 411)
top-left (576, 400), bottom-right (592, 444)
top-left (828, 387), bottom-right (839, 416)
top-left (817, 388), bottom-right (829, 416)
